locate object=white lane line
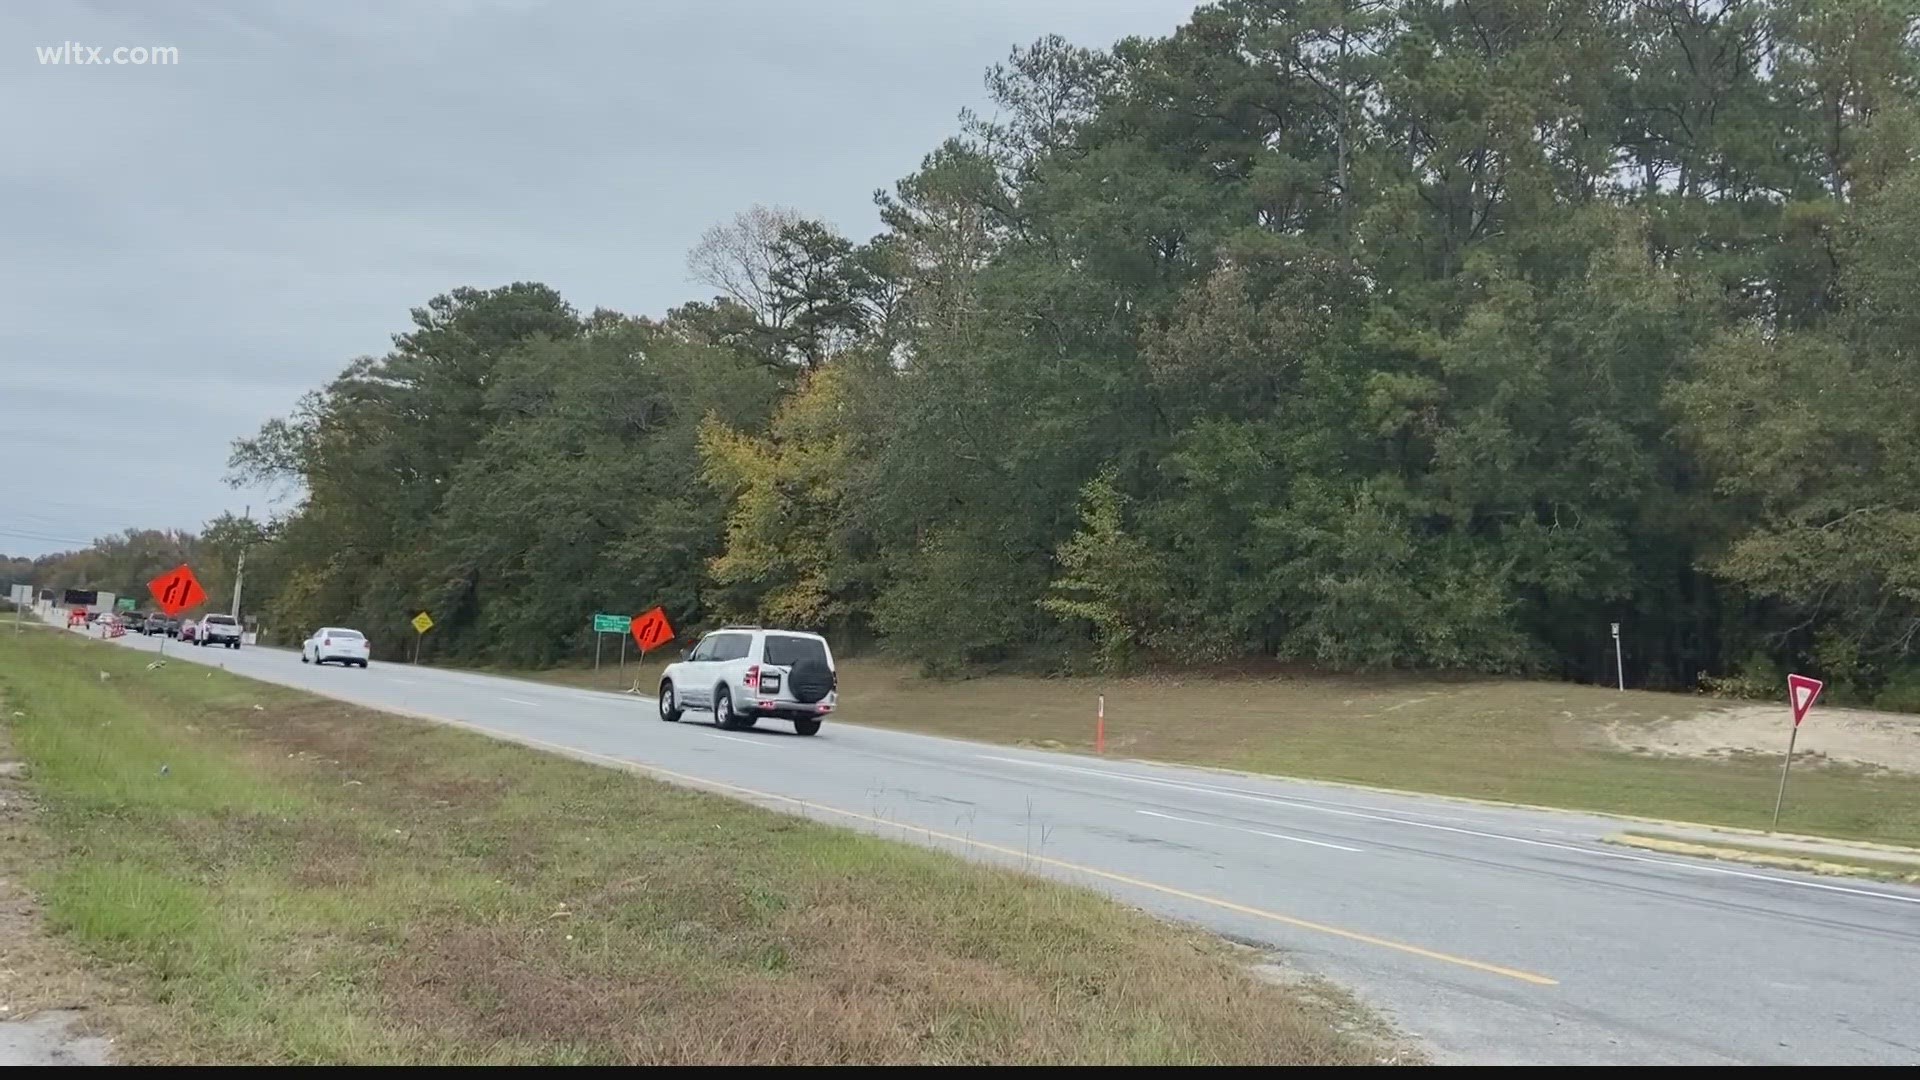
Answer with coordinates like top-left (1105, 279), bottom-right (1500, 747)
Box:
top-left (500, 696), bottom-right (543, 707)
top-left (706, 732), bottom-right (765, 746)
top-left (1139, 809), bottom-right (1364, 853)
top-left (984, 755), bottom-right (1920, 906)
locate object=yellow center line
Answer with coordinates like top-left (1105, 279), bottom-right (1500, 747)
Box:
top-left (374, 703), bottom-right (1559, 988)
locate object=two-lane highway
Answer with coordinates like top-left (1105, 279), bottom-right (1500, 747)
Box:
top-left (97, 629), bottom-right (1920, 1064)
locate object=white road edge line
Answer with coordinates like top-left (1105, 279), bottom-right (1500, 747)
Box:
top-left (983, 755), bottom-right (1920, 906)
top-left (707, 732), bottom-right (765, 746)
top-left (500, 696), bottom-right (543, 707)
top-left (1138, 809), bottom-right (1364, 853)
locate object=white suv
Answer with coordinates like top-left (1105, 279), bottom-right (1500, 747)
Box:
top-left (198, 613), bottom-right (242, 649)
top-left (658, 627), bottom-right (836, 736)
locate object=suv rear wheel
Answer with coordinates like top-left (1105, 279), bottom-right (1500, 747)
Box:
top-left (713, 687), bottom-right (742, 730)
top-left (793, 718), bottom-right (821, 736)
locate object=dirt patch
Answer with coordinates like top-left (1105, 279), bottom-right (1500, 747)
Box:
top-left (0, 1011), bottom-right (112, 1066)
top-left (1613, 704), bottom-right (1920, 773)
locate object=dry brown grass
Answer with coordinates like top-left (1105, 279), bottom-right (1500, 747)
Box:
top-left (1, 630), bottom-right (1394, 1065)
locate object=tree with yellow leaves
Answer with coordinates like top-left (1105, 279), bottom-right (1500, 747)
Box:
top-left (700, 363), bottom-right (867, 633)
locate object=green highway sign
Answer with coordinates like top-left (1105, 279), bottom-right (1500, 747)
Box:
top-left (592, 613), bottom-right (631, 634)
top-left (117, 597), bottom-right (137, 612)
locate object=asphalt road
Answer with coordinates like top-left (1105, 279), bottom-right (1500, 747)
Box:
top-left (95, 628), bottom-right (1920, 1065)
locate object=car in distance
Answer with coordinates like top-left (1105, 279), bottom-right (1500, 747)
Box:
top-left (177, 620), bottom-right (198, 644)
top-left (198, 613), bottom-right (242, 649)
top-left (142, 613), bottom-right (169, 636)
top-left (657, 626), bottom-right (836, 736)
top-left (301, 627), bottom-right (370, 668)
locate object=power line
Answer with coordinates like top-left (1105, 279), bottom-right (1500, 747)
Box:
top-left (0, 522), bottom-right (96, 541)
top-left (0, 526), bottom-right (98, 547)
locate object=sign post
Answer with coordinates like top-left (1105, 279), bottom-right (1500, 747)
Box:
top-left (10, 584), bottom-right (30, 635)
top-left (1610, 622), bottom-right (1624, 691)
top-left (411, 611), bottom-right (434, 664)
top-left (1772, 673), bottom-right (1825, 831)
top-left (624, 607), bottom-right (674, 693)
top-left (147, 565), bottom-right (208, 660)
top-left (591, 613), bottom-right (631, 673)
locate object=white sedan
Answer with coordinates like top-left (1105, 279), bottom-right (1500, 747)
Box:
top-left (301, 627), bottom-right (371, 667)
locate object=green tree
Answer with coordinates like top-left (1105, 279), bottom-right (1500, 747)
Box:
top-left (1040, 469), bottom-right (1170, 671)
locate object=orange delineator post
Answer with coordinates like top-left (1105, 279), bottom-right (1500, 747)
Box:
top-left (1096, 694), bottom-right (1106, 754)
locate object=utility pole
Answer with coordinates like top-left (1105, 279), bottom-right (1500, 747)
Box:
top-left (231, 548), bottom-right (246, 618)
top-left (229, 504), bottom-right (249, 619)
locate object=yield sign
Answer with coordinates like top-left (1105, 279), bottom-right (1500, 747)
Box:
top-left (1788, 673), bottom-right (1824, 727)
top-left (630, 606), bottom-right (674, 653)
top-left (147, 564), bottom-right (207, 618)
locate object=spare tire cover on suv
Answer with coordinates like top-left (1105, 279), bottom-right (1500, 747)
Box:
top-left (788, 657), bottom-right (833, 703)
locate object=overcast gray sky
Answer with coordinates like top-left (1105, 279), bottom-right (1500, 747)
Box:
top-left (0, 0), bottom-right (1196, 557)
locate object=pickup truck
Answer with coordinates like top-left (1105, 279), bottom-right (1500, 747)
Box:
top-left (198, 613), bottom-right (242, 649)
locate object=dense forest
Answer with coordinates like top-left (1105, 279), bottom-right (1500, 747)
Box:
top-left (18, 1), bottom-right (1920, 706)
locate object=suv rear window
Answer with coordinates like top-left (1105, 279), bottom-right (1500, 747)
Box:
top-left (205, 615), bottom-right (236, 625)
top-left (763, 634), bottom-right (827, 667)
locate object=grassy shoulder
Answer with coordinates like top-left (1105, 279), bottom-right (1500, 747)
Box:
top-left (1608, 832), bottom-right (1920, 885)
top-left (0, 631), bottom-right (1387, 1066)
top-left (521, 656), bottom-right (1920, 847)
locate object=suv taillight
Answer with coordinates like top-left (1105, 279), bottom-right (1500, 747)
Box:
top-left (323, 637), bottom-right (331, 646)
top-left (743, 664), bottom-right (760, 690)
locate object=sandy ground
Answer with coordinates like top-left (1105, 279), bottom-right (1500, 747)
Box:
top-left (1612, 703), bottom-right (1920, 774)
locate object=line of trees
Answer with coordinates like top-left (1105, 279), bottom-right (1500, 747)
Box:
top-left (29, 1), bottom-right (1920, 707)
top-left (5, 516), bottom-right (263, 616)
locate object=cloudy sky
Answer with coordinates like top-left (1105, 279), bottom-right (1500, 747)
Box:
top-left (0, 0), bottom-right (1197, 557)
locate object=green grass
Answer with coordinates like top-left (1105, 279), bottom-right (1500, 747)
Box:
top-left (521, 655), bottom-right (1920, 846)
top-left (0, 631), bottom-right (1387, 1065)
